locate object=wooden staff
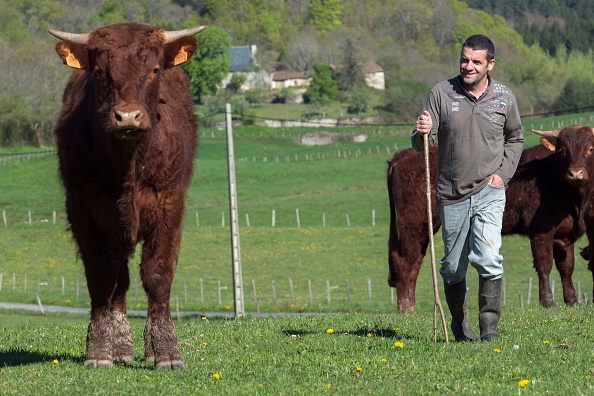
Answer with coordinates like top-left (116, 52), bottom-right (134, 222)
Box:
top-left (423, 133), bottom-right (449, 344)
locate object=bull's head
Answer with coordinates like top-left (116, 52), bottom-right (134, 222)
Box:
top-left (49, 24), bottom-right (205, 139)
top-left (533, 125), bottom-right (594, 185)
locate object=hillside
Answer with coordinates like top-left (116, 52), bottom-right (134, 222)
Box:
top-left (1, 0), bottom-right (594, 147)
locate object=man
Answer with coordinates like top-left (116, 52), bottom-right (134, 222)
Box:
top-left (411, 34), bottom-right (524, 341)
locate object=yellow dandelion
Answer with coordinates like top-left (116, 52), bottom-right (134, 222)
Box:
top-left (395, 328), bottom-right (399, 331)
top-left (543, 340), bottom-right (550, 345)
top-left (394, 341), bottom-right (404, 348)
top-left (493, 348), bottom-right (501, 353)
top-left (53, 359), bottom-right (59, 364)
top-left (212, 373), bottom-right (221, 380)
top-left (201, 316), bottom-right (207, 321)
top-left (326, 384), bottom-right (332, 389)
top-left (202, 342), bottom-right (208, 347)
top-left (563, 338), bottom-right (568, 343)
top-left (258, 384), bottom-right (263, 388)
top-left (326, 328), bottom-right (334, 334)
top-left (367, 333), bottom-right (373, 338)
top-left (381, 358), bottom-right (387, 363)
top-left (356, 366), bottom-right (363, 373)
top-left (518, 379), bottom-right (530, 387)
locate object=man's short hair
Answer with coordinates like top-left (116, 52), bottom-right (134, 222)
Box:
top-left (462, 34), bottom-right (495, 62)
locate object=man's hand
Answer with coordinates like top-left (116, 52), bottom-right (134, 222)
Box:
top-left (488, 174), bottom-right (505, 188)
top-left (416, 111), bottom-right (432, 135)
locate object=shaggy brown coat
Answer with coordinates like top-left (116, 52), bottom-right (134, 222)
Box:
top-left (51, 23), bottom-right (201, 369)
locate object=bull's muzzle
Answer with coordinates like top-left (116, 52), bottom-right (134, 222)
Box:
top-left (113, 109), bottom-right (143, 130)
top-left (567, 167), bottom-right (588, 184)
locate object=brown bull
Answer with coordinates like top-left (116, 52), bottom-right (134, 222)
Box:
top-left (388, 125), bottom-right (594, 313)
top-left (50, 23), bottom-right (204, 369)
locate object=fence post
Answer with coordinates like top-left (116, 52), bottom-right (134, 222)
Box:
top-left (272, 280), bottom-right (277, 304)
top-left (289, 278), bottom-right (295, 303)
top-left (296, 209), bottom-right (300, 228)
top-left (308, 279), bottom-right (313, 304)
top-left (2, 210), bottom-right (6, 227)
top-left (527, 277), bottom-right (532, 306)
top-left (345, 279), bottom-right (351, 303)
top-left (367, 279), bottom-right (372, 304)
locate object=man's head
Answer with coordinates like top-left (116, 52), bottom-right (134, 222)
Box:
top-left (459, 34), bottom-right (495, 92)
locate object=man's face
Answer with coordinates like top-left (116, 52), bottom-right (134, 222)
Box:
top-left (459, 47), bottom-right (495, 91)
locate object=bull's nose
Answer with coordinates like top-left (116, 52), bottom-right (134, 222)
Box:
top-left (113, 109), bottom-right (143, 129)
top-left (568, 168), bottom-right (586, 181)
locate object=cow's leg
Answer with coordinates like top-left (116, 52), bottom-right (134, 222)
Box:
top-left (111, 264), bottom-right (134, 363)
top-left (553, 243), bottom-right (579, 306)
top-left (140, 227), bottom-right (184, 370)
top-left (82, 248), bottom-right (118, 368)
top-left (530, 236), bottom-right (555, 307)
top-left (388, 233), bottom-right (428, 313)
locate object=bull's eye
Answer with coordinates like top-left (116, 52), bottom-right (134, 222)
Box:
top-left (153, 67), bottom-right (160, 74)
top-left (93, 68), bottom-right (104, 78)
top-left (588, 146), bottom-right (594, 156)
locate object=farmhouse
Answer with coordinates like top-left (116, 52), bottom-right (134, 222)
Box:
top-left (222, 45), bottom-right (271, 91)
top-left (363, 60), bottom-right (385, 90)
top-left (272, 70), bottom-right (310, 89)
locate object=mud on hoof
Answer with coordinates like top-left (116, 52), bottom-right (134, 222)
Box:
top-left (111, 310), bottom-right (134, 364)
top-left (85, 316), bottom-right (113, 368)
top-left (144, 316), bottom-right (184, 370)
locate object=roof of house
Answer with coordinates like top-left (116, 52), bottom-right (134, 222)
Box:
top-left (228, 46), bottom-right (256, 72)
top-left (362, 60), bottom-right (384, 74)
top-left (272, 71), bottom-right (309, 81)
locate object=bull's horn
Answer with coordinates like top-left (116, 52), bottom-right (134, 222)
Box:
top-left (531, 128), bottom-right (561, 137)
top-left (163, 26), bottom-right (206, 44)
top-left (48, 29), bottom-right (89, 44)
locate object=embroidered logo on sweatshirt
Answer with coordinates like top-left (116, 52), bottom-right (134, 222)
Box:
top-left (452, 101), bottom-right (460, 112)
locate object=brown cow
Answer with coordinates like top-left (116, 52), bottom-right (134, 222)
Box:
top-left (49, 23), bottom-right (204, 369)
top-left (388, 125), bottom-right (594, 313)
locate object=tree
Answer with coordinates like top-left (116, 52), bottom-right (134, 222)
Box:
top-left (309, 0), bottom-right (343, 31)
top-left (181, 25), bottom-right (231, 103)
top-left (284, 29), bottom-right (319, 71)
top-left (306, 61), bottom-right (338, 105)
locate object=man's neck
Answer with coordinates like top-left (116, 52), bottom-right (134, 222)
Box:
top-left (464, 76), bottom-right (490, 99)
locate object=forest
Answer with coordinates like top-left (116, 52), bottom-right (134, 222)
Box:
top-left (1, 0), bottom-right (594, 147)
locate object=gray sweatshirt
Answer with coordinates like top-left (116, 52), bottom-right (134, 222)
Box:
top-left (411, 76), bottom-right (524, 206)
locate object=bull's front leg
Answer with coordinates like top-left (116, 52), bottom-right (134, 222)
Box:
top-left (140, 227), bottom-right (184, 370)
top-left (530, 235), bottom-right (556, 307)
top-left (553, 243), bottom-right (579, 306)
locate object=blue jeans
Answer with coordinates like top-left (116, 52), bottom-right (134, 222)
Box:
top-left (439, 184), bottom-right (506, 284)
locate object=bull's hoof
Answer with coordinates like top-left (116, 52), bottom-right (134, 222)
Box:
top-left (156, 360), bottom-right (185, 370)
top-left (540, 299), bottom-right (556, 308)
top-left (114, 355), bottom-right (134, 364)
top-left (85, 359), bottom-right (113, 369)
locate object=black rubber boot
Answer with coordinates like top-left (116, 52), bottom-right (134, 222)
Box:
top-left (478, 277), bottom-right (502, 341)
top-left (443, 280), bottom-right (478, 342)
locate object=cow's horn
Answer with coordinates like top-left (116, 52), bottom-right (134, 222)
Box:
top-left (163, 26), bottom-right (206, 44)
top-left (48, 29), bottom-right (89, 44)
top-left (531, 128), bottom-right (561, 137)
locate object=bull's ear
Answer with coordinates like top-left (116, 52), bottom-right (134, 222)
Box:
top-left (164, 37), bottom-right (198, 68)
top-left (540, 136), bottom-right (557, 152)
top-left (55, 41), bottom-right (88, 69)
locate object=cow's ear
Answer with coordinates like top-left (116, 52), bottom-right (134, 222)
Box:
top-left (164, 37), bottom-right (198, 68)
top-left (55, 41), bottom-right (88, 69)
top-left (540, 136), bottom-right (558, 152)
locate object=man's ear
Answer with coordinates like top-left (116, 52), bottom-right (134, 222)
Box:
top-left (540, 136), bottom-right (558, 152)
top-left (164, 36), bottom-right (198, 68)
top-left (55, 41), bottom-right (88, 69)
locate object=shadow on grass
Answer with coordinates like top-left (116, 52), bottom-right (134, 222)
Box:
top-left (283, 327), bottom-right (418, 340)
top-left (0, 349), bottom-right (84, 367)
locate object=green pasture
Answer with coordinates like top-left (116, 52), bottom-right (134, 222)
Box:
top-left (1, 116), bottom-right (594, 314)
top-left (0, 308), bottom-right (593, 395)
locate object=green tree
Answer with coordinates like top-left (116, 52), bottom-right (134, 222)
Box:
top-left (181, 25), bottom-right (232, 103)
top-left (310, 0), bottom-right (343, 31)
top-left (306, 61), bottom-right (338, 104)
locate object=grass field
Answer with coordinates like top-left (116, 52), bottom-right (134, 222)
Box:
top-left (0, 308), bottom-right (593, 395)
top-left (1, 116), bottom-right (594, 315)
top-left (1, 114), bottom-right (594, 394)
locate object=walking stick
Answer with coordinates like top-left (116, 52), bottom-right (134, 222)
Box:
top-left (423, 134), bottom-right (449, 344)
